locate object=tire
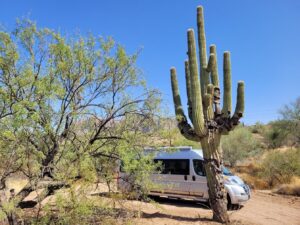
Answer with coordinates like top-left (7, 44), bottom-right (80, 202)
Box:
top-left (227, 194), bottom-right (239, 210)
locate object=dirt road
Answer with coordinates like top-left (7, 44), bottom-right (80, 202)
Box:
top-left (128, 190), bottom-right (300, 225)
top-left (4, 179), bottom-right (300, 224)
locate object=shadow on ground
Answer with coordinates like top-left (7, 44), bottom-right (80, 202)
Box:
top-left (149, 196), bottom-right (243, 211)
top-left (148, 196), bottom-right (211, 210)
top-left (141, 211), bottom-right (214, 223)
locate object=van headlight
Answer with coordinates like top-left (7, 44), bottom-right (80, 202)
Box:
top-left (231, 186), bottom-right (247, 195)
top-left (225, 183), bottom-right (246, 196)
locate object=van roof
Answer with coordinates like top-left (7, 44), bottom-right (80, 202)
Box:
top-left (149, 147), bottom-right (204, 160)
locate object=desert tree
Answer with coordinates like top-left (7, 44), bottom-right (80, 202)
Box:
top-left (0, 19), bottom-right (160, 223)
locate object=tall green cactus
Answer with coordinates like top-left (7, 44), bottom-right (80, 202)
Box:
top-left (170, 6), bottom-right (244, 223)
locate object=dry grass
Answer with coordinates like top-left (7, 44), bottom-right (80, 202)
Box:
top-left (234, 162), bottom-right (300, 196)
top-left (273, 177), bottom-right (300, 196)
top-left (232, 164), bottom-right (269, 190)
top-left (237, 173), bottom-right (269, 190)
top-left (234, 163), bottom-right (261, 176)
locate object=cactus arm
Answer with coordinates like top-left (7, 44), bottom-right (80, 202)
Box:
top-left (204, 84), bottom-right (214, 121)
top-left (203, 93), bottom-right (214, 121)
top-left (184, 60), bottom-right (193, 123)
top-left (187, 29), bottom-right (207, 137)
top-left (221, 51), bottom-right (232, 117)
top-left (209, 45), bottom-right (219, 87)
top-left (231, 81), bottom-right (245, 125)
top-left (170, 67), bottom-right (201, 141)
top-left (197, 6), bottom-right (209, 97)
top-left (207, 45), bottom-right (221, 116)
top-left (207, 84), bottom-right (214, 96)
top-left (206, 53), bottom-right (216, 74)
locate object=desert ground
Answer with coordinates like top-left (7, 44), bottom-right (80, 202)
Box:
top-left (128, 190), bottom-right (300, 225)
top-left (4, 179), bottom-right (300, 225)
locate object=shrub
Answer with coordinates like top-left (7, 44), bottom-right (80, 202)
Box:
top-left (260, 148), bottom-right (300, 187)
top-left (250, 122), bottom-right (266, 134)
top-left (264, 120), bottom-right (293, 148)
top-left (274, 184), bottom-right (300, 196)
top-left (119, 149), bottom-right (160, 199)
top-left (265, 97), bottom-right (300, 148)
top-left (31, 185), bottom-right (135, 225)
top-left (222, 127), bottom-right (260, 166)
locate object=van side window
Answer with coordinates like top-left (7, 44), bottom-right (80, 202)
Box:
top-left (154, 159), bottom-right (189, 175)
top-left (193, 159), bottom-right (206, 176)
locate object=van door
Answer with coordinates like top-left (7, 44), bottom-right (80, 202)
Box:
top-left (151, 159), bottom-right (190, 196)
top-left (189, 159), bottom-right (209, 199)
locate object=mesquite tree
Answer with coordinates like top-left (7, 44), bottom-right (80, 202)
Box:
top-left (0, 19), bottom-right (159, 179)
top-left (0, 19), bottom-right (161, 224)
top-left (170, 6), bottom-right (244, 223)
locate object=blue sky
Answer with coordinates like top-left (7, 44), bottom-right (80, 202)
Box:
top-left (1, 0), bottom-right (300, 124)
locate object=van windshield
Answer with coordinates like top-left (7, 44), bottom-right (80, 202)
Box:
top-left (193, 160), bottom-right (233, 176)
top-left (222, 166), bottom-right (233, 176)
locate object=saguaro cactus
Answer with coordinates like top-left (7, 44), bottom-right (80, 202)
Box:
top-left (170, 6), bottom-right (244, 223)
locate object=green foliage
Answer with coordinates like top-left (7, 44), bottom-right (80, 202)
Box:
top-left (34, 187), bottom-right (97, 225)
top-left (120, 151), bottom-right (157, 199)
top-left (279, 97), bottom-right (300, 121)
top-left (264, 97), bottom-right (300, 148)
top-left (260, 148), bottom-right (300, 186)
top-left (160, 127), bottom-right (201, 148)
top-left (0, 18), bottom-right (161, 223)
top-left (0, 195), bottom-right (22, 224)
top-left (222, 126), bottom-right (260, 166)
top-left (0, 18), bottom-right (160, 175)
top-left (56, 193), bottom-right (94, 224)
top-left (264, 120), bottom-right (291, 148)
top-left (154, 116), bottom-right (201, 148)
top-left (250, 122), bottom-right (266, 134)
top-left (278, 97), bottom-right (300, 146)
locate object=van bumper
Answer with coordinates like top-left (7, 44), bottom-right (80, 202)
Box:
top-left (226, 184), bottom-right (251, 204)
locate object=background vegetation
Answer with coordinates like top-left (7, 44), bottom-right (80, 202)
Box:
top-left (0, 19), bottom-right (299, 224)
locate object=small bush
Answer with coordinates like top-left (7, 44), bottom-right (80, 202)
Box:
top-left (264, 120), bottom-right (292, 148)
top-left (237, 173), bottom-right (269, 190)
top-left (233, 164), bottom-right (268, 189)
top-left (274, 184), bottom-right (300, 196)
top-left (222, 126), bottom-right (260, 166)
top-left (30, 185), bottom-right (136, 225)
top-left (250, 122), bottom-right (266, 134)
top-left (234, 163), bottom-right (261, 176)
top-left (260, 148), bottom-right (300, 187)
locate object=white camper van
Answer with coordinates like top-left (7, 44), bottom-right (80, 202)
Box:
top-left (118, 147), bottom-right (250, 209)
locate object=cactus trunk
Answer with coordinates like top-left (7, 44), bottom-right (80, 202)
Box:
top-left (201, 136), bottom-right (229, 222)
top-left (170, 5), bottom-right (245, 223)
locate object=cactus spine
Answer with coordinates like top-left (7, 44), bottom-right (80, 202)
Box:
top-left (170, 6), bottom-right (245, 223)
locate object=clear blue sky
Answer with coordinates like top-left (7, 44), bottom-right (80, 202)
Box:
top-left (1, 0), bottom-right (300, 124)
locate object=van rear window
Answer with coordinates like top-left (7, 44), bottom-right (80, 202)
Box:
top-left (154, 159), bottom-right (189, 175)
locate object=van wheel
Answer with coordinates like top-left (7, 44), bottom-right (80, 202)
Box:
top-left (227, 194), bottom-right (239, 210)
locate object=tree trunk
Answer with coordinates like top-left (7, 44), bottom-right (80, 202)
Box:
top-left (201, 136), bottom-right (229, 223)
top-left (7, 213), bottom-right (17, 225)
top-left (41, 143), bottom-right (59, 178)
